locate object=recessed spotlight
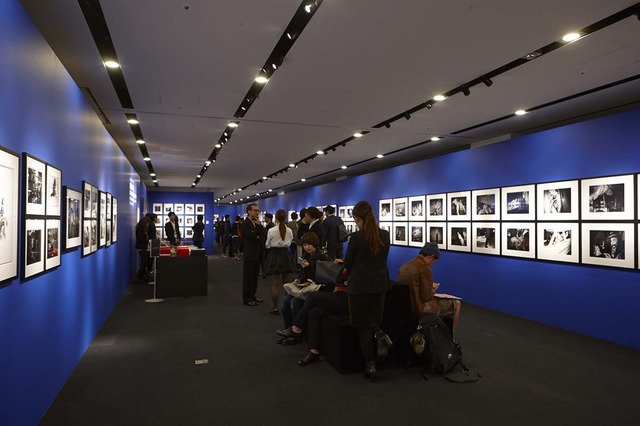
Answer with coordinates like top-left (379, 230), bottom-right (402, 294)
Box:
top-left (255, 76), bottom-right (269, 84)
top-left (104, 60), bottom-right (120, 69)
top-left (316, 150), bottom-right (325, 155)
top-left (515, 109), bottom-right (527, 116)
top-left (127, 119), bottom-right (139, 125)
top-left (376, 154), bottom-right (384, 158)
top-left (562, 32), bottom-right (581, 42)
top-left (434, 95), bottom-right (446, 101)
top-left (301, 178), bottom-right (306, 182)
top-left (228, 122), bottom-right (238, 128)
top-left (431, 137), bottom-right (440, 142)
top-left (143, 157), bottom-right (151, 161)
top-left (289, 163), bottom-right (295, 168)
top-left (341, 165), bottom-right (347, 169)
top-left (354, 132), bottom-right (363, 138)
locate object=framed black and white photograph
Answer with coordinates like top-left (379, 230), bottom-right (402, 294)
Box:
top-left (345, 222), bottom-right (357, 234)
top-left (91, 185), bottom-right (98, 219)
top-left (472, 223), bottom-right (500, 255)
top-left (393, 197), bottom-right (408, 222)
top-left (164, 203), bottom-right (173, 214)
top-left (174, 203), bottom-right (184, 215)
top-left (408, 222), bottom-right (426, 248)
top-left (448, 191), bottom-right (471, 221)
top-left (427, 223), bottom-right (446, 249)
top-left (426, 193), bottom-right (447, 221)
top-left (537, 180), bottom-right (578, 221)
top-left (503, 184), bottom-right (536, 221)
top-left (196, 204), bottom-right (205, 215)
top-left (105, 192), bottom-right (112, 247)
top-left (501, 223), bottom-right (536, 259)
top-left (99, 191), bottom-right (106, 247)
top-left (185, 216), bottom-right (195, 226)
top-left (90, 220), bottom-right (98, 253)
top-left (379, 221), bottom-right (392, 236)
top-left (379, 199), bottom-right (392, 221)
top-left (185, 203), bottom-right (195, 214)
top-left (581, 223), bottom-right (634, 269)
top-left (24, 218), bottom-right (45, 279)
top-left (392, 223), bottom-right (408, 246)
top-left (408, 195), bottom-right (425, 221)
top-left (82, 219), bottom-right (91, 256)
top-left (82, 181), bottom-right (92, 219)
top-left (472, 188), bottom-right (500, 221)
top-left (24, 154), bottom-right (46, 216)
top-left (178, 216), bottom-right (184, 226)
top-left (185, 228), bottom-right (194, 239)
top-left (45, 164), bottom-right (61, 217)
top-left (152, 203), bottom-right (163, 214)
top-left (105, 219), bottom-right (112, 246)
top-left (106, 192), bottom-right (112, 219)
top-left (63, 186), bottom-right (82, 250)
top-left (581, 174), bottom-right (634, 221)
top-left (112, 198), bottom-right (118, 243)
top-left (341, 205), bottom-right (354, 221)
top-left (45, 219), bottom-right (61, 270)
top-left (448, 223), bottom-right (471, 252)
top-left (537, 223), bottom-right (579, 263)
top-left (0, 145), bottom-right (19, 283)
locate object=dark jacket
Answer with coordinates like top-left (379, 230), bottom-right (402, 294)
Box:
top-left (308, 220), bottom-right (325, 247)
top-left (192, 221), bottom-right (204, 243)
top-left (343, 228), bottom-right (390, 294)
top-left (165, 220), bottom-right (181, 244)
top-left (298, 251), bottom-right (329, 283)
top-left (322, 214), bottom-right (344, 258)
top-left (135, 222), bottom-right (149, 250)
top-left (241, 218), bottom-right (264, 262)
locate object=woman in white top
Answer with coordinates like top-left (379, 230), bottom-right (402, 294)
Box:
top-left (264, 209), bottom-right (297, 314)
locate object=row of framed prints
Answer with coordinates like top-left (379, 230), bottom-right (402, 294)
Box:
top-left (380, 221), bottom-right (638, 269)
top-left (155, 215), bottom-right (203, 240)
top-left (379, 174), bottom-right (640, 222)
top-left (152, 203), bottom-right (205, 216)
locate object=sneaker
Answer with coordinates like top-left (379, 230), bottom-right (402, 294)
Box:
top-left (269, 307), bottom-right (280, 315)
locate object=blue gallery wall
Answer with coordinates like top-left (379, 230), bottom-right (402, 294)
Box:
top-left (147, 191), bottom-right (216, 254)
top-left (0, 2), bottom-right (143, 424)
top-left (256, 107), bottom-right (640, 349)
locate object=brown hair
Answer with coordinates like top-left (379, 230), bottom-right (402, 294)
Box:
top-left (276, 209), bottom-right (287, 240)
top-left (301, 231), bottom-right (320, 248)
top-left (352, 200), bottom-right (383, 254)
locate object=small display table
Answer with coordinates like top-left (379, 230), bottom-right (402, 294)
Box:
top-left (156, 255), bottom-right (208, 298)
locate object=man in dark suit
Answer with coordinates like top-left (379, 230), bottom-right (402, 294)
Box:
top-left (164, 212), bottom-right (181, 245)
top-left (322, 205), bottom-right (344, 259)
top-left (304, 206), bottom-right (325, 247)
top-left (241, 203), bottom-right (265, 306)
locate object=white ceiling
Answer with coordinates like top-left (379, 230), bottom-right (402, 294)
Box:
top-left (20, 0), bottom-right (640, 204)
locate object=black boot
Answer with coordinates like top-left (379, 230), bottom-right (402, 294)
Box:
top-left (363, 360), bottom-right (377, 382)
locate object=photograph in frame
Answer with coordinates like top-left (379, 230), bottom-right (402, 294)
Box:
top-left (472, 223), bottom-right (500, 255)
top-left (178, 216), bottom-right (184, 225)
top-left (537, 180), bottom-right (578, 221)
top-left (45, 219), bottom-right (61, 270)
top-left (408, 195), bottom-right (426, 221)
top-left (152, 203), bottom-right (163, 214)
top-left (581, 223), bottom-right (634, 269)
top-left (82, 181), bottom-right (92, 219)
top-left (196, 204), bottom-right (205, 214)
top-left (537, 222), bottom-right (579, 263)
top-left (502, 184), bottom-right (536, 221)
top-left (185, 203), bottom-right (195, 214)
top-left (174, 203), bottom-right (184, 215)
top-left (185, 216), bottom-right (195, 226)
top-left (472, 188), bottom-right (500, 221)
top-left (341, 205), bottom-right (354, 221)
top-left (501, 222), bottom-right (536, 259)
top-left (344, 222), bottom-right (357, 234)
top-left (112, 198), bottom-right (118, 243)
top-left (91, 185), bottom-right (98, 219)
top-left (0, 146), bottom-right (19, 283)
top-left (105, 220), bottom-right (112, 246)
top-left (82, 219), bottom-right (91, 256)
top-left (581, 174), bottom-right (634, 221)
top-left (106, 193), bottom-right (112, 219)
top-left (408, 222), bottom-right (426, 248)
top-left (99, 191), bottom-right (106, 247)
top-left (427, 222), bottom-right (446, 250)
top-left (392, 197), bottom-right (408, 222)
top-left (24, 154), bottom-right (46, 216)
top-left (379, 199), bottom-right (392, 221)
top-left (185, 227), bottom-right (194, 239)
top-left (90, 220), bottom-right (98, 253)
top-left (45, 164), bottom-right (62, 217)
top-left (24, 218), bottom-right (45, 279)
top-left (448, 191), bottom-right (471, 221)
top-left (63, 186), bottom-right (82, 250)
top-left (164, 203), bottom-right (173, 214)
top-left (379, 221), bottom-right (392, 236)
top-left (426, 194), bottom-right (447, 221)
top-left (447, 222), bottom-right (471, 252)
top-left (392, 223), bottom-right (408, 246)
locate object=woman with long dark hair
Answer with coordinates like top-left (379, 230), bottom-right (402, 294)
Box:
top-left (338, 200), bottom-right (390, 382)
top-left (264, 209), bottom-right (297, 314)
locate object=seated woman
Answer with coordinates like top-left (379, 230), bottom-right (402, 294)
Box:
top-left (278, 232), bottom-right (329, 344)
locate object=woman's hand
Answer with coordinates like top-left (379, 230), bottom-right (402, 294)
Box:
top-left (300, 259), bottom-right (309, 268)
top-left (333, 258), bottom-right (344, 265)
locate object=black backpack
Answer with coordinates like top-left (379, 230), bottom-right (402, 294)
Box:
top-left (410, 315), bottom-right (480, 382)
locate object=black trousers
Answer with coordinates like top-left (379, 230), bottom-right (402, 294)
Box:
top-left (294, 292), bottom-right (349, 349)
top-left (242, 260), bottom-right (260, 303)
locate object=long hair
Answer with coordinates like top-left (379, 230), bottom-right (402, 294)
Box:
top-left (276, 209), bottom-right (287, 240)
top-left (352, 200), bottom-right (383, 254)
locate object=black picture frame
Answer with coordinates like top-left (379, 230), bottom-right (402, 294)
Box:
top-left (63, 186), bottom-right (82, 251)
top-left (0, 145), bottom-right (20, 284)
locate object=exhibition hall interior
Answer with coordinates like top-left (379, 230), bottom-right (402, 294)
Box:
top-left (2, 1), bottom-right (640, 424)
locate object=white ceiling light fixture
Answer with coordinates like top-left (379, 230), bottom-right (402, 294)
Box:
top-left (143, 157), bottom-right (151, 161)
top-left (316, 150), bottom-right (325, 155)
top-left (127, 118), bottom-right (138, 125)
top-left (433, 94), bottom-right (446, 101)
top-left (215, 143), bottom-right (221, 148)
top-left (255, 76), bottom-right (269, 84)
top-left (562, 32), bottom-right (581, 42)
top-left (228, 122), bottom-right (238, 128)
top-left (136, 139), bottom-right (145, 145)
top-left (515, 109), bottom-right (528, 116)
top-left (288, 163), bottom-right (295, 168)
top-left (341, 165), bottom-right (348, 169)
top-left (376, 154), bottom-right (384, 158)
top-left (205, 161), bottom-right (212, 166)
top-left (353, 132), bottom-right (363, 138)
top-left (301, 178), bottom-right (306, 182)
top-left (197, 174), bottom-right (201, 178)
top-left (150, 173), bottom-right (156, 177)
top-left (431, 137), bottom-right (440, 142)
top-left (104, 60), bottom-right (120, 69)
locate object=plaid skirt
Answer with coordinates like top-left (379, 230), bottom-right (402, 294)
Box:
top-left (348, 291), bottom-right (386, 328)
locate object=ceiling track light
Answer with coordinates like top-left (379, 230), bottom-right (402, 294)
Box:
top-left (426, 103), bottom-right (433, 109)
top-left (462, 86), bottom-right (470, 96)
top-left (482, 78), bottom-right (493, 87)
top-left (404, 112), bottom-right (411, 120)
top-left (384, 123), bottom-right (391, 129)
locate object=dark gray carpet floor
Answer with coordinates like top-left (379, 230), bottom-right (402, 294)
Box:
top-left (41, 246), bottom-right (640, 426)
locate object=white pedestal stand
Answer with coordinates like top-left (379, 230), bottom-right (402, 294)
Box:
top-left (145, 256), bottom-right (164, 303)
